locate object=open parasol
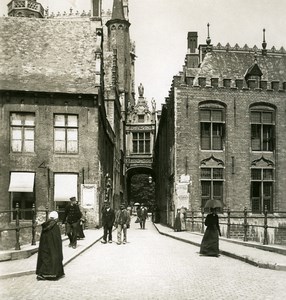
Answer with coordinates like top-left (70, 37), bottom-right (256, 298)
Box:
top-left (204, 199), bottom-right (224, 209)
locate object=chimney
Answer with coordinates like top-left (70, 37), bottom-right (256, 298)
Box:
top-left (187, 32), bottom-right (198, 53)
top-left (91, 0), bottom-right (102, 18)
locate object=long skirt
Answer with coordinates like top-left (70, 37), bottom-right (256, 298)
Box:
top-left (199, 227), bottom-right (219, 256)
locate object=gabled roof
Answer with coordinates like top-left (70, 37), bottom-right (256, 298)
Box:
top-left (0, 17), bottom-right (99, 94)
top-left (194, 50), bottom-right (286, 83)
top-left (244, 62), bottom-right (263, 79)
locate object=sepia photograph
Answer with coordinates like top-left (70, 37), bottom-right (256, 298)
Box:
top-left (0, 1), bottom-right (286, 299)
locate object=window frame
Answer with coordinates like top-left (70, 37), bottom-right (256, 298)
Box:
top-left (200, 167), bottom-right (224, 208)
top-left (251, 167), bottom-right (273, 213)
top-left (132, 131), bottom-right (151, 154)
top-left (54, 114), bottom-right (79, 154)
top-left (10, 112), bottom-right (35, 153)
top-left (250, 109), bottom-right (275, 152)
top-left (200, 108), bottom-right (225, 150)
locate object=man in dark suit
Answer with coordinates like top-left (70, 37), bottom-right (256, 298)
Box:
top-left (101, 201), bottom-right (115, 244)
top-left (138, 205), bottom-right (148, 229)
top-left (62, 196), bottom-right (82, 249)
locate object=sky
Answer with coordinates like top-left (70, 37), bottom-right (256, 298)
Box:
top-left (1, 0), bottom-right (286, 107)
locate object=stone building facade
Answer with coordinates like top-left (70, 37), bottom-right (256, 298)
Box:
top-left (154, 30), bottom-right (286, 244)
top-left (0, 0), bottom-right (135, 249)
top-left (125, 84), bottom-right (157, 201)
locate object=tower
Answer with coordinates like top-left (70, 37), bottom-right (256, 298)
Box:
top-left (106, 0), bottom-right (132, 106)
top-left (7, 0), bottom-right (44, 18)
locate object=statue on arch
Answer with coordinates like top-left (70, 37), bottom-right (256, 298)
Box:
top-left (151, 98), bottom-right (156, 111)
top-left (138, 83), bottom-right (144, 97)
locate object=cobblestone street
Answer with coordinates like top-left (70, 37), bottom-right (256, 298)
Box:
top-left (1, 220), bottom-right (286, 300)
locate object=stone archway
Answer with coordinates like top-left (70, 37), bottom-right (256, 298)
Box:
top-left (126, 167), bottom-right (155, 212)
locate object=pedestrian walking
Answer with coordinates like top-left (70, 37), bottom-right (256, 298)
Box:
top-left (114, 203), bottom-right (130, 245)
top-left (36, 211), bottom-right (65, 281)
top-left (179, 206), bottom-right (186, 231)
top-left (137, 204), bottom-right (148, 229)
top-left (77, 201), bottom-right (85, 239)
top-left (174, 210), bottom-right (181, 232)
top-left (200, 207), bottom-right (222, 257)
top-left (101, 201), bottom-right (115, 244)
top-left (62, 196), bottom-right (82, 249)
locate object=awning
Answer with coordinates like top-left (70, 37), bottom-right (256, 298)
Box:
top-left (9, 172), bottom-right (35, 192)
top-left (54, 174), bottom-right (78, 202)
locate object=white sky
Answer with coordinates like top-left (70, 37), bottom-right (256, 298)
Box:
top-left (1, 0), bottom-right (286, 107)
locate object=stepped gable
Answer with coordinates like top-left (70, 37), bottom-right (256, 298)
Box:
top-left (193, 43), bottom-right (286, 84)
top-left (0, 17), bottom-right (98, 94)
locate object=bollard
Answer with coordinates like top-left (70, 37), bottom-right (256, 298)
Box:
top-left (31, 203), bottom-right (36, 245)
top-left (243, 207), bottom-right (248, 242)
top-left (15, 203), bottom-right (20, 250)
top-left (263, 206), bottom-right (268, 245)
top-left (227, 207), bottom-right (230, 239)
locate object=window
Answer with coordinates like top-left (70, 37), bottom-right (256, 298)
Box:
top-left (138, 115), bottom-right (144, 122)
top-left (132, 132), bottom-right (150, 153)
top-left (54, 114), bottom-right (78, 153)
top-left (9, 172), bottom-right (35, 220)
top-left (200, 167), bottom-right (224, 208)
top-left (10, 113), bottom-right (35, 153)
top-left (200, 108), bottom-right (224, 150)
top-left (54, 173), bottom-right (78, 221)
top-left (251, 110), bottom-right (275, 151)
top-left (251, 168), bottom-right (273, 213)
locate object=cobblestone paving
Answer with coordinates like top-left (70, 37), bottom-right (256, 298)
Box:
top-left (1, 220), bottom-right (286, 300)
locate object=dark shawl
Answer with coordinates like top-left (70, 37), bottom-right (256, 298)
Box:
top-left (36, 219), bottom-right (64, 279)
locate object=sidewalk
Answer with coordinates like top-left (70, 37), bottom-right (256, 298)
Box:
top-left (0, 229), bottom-right (103, 280)
top-left (154, 223), bottom-right (286, 271)
top-left (1, 223), bottom-right (286, 280)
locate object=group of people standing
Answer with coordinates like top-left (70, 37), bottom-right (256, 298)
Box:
top-left (101, 202), bottom-right (130, 245)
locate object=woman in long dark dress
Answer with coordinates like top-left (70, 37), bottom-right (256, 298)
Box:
top-left (200, 208), bottom-right (221, 257)
top-left (36, 211), bottom-right (65, 280)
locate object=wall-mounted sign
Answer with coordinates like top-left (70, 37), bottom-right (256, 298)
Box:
top-left (81, 184), bottom-right (97, 208)
top-left (180, 174), bottom-right (190, 183)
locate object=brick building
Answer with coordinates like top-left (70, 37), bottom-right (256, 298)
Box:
top-left (154, 29), bottom-right (286, 244)
top-left (0, 0), bottom-right (135, 249)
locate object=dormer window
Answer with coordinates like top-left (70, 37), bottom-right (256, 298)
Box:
top-left (138, 115), bottom-right (144, 123)
top-left (244, 59), bottom-right (263, 88)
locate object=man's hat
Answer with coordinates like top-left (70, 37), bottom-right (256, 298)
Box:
top-left (120, 203), bottom-right (126, 208)
top-left (70, 196), bottom-right (76, 201)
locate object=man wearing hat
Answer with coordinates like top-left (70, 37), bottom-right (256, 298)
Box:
top-left (101, 201), bottom-right (115, 244)
top-left (114, 203), bottom-right (130, 245)
top-left (62, 196), bottom-right (82, 249)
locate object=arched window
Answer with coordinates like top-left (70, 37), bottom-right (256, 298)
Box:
top-left (199, 102), bottom-right (225, 150)
top-left (250, 105), bottom-right (275, 151)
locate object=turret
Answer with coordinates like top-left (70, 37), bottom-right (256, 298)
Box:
top-left (106, 0), bottom-right (131, 96)
top-left (7, 0), bottom-right (44, 18)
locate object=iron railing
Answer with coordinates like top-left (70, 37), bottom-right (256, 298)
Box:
top-left (186, 207), bottom-right (286, 245)
top-left (0, 204), bottom-right (63, 250)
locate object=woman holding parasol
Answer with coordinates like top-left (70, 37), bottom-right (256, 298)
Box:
top-left (199, 200), bottom-right (223, 257)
